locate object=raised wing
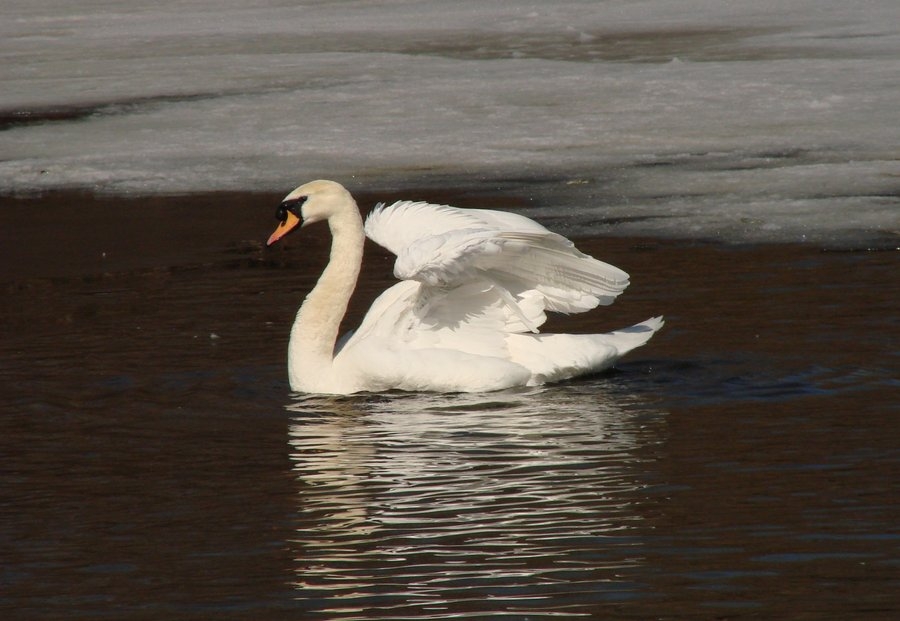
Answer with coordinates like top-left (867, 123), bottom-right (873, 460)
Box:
top-left (364, 200), bottom-right (629, 328)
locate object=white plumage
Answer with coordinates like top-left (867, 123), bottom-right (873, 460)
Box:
top-left (266, 180), bottom-right (663, 394)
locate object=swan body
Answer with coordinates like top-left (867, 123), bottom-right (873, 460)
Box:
top-left (267, 180), bottom-right (663, 394)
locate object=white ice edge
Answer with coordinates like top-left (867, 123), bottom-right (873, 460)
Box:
top-left (2, 0), bottom-right (899, 245)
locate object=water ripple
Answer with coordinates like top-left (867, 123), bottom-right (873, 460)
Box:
top-left (286, 388), bottom-right (664, 618)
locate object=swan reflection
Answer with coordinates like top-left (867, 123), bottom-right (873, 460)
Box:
top-left (287, 384), bottom-right (665, 618)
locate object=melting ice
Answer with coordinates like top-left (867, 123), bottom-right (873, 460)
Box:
top-left (1, 0), bottom-right (898, 244)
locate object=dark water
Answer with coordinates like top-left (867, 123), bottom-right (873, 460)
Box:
top-left (1, 192), bottom-right (898, 619)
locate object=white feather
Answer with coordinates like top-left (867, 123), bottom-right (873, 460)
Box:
top-left (365, 200), bottom-right (630, 318)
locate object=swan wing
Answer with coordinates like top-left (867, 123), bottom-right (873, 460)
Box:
top-left (365, 201), bottom-right (630, 325)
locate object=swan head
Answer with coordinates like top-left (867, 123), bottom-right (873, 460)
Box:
top-left (267, 180), bottom-right (353, 246)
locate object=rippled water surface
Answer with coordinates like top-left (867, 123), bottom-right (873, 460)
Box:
top-left (2, 198), bottom-right (897, 619)
top-left (288, 389), bottom-right (660, 618)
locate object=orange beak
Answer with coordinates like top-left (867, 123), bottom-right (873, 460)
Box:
top-left (267, 211), bottom-right (301, 246)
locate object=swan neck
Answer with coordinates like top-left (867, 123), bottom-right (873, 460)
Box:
top-left (288, 206), bottom-right (364, 389)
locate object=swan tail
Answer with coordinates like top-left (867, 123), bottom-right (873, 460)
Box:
top-left (602, 315), bottom-right (665, 358)
top-left (508, 316), bottom-right (664, 385)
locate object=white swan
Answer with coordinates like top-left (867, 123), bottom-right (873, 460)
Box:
top-left (266, 180), bottom-right (663, 394)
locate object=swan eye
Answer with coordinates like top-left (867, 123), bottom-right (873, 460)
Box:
top-left (275, 196), bottom-right (307, 223)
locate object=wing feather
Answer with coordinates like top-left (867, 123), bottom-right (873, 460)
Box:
top-left (362, 199), bottom-right (630, 337)
top-left (365, 201), bottom-right (485, 256)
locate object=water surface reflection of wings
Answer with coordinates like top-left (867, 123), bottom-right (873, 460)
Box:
top-left (286, 386), bottom-right (665, 619)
